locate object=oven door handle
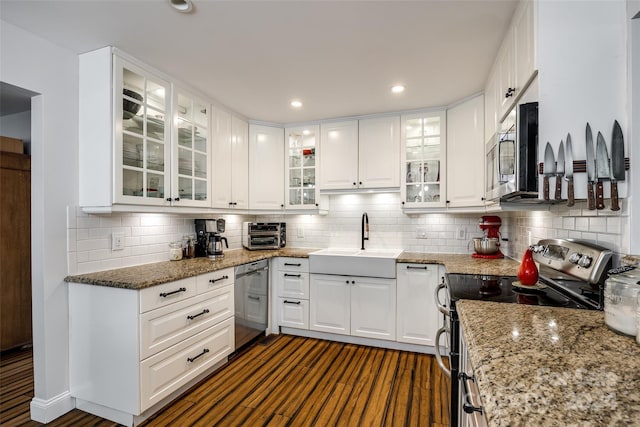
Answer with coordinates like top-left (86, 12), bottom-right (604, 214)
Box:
top-left (434, 279), bottom-right (450, 316)
top-left (434, 326), bottom-right (451, 378)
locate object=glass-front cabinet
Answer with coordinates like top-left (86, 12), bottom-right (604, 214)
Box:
top-left (115, 56), bottom-right (171, 205)
top-left (285, 126), bottom-right (319, 209)
top-left (401, 111), bottom-right (447, 208)
top-left (172, 90), bottom-right (211, 207)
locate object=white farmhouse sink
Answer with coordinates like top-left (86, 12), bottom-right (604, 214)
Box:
top-left (309, 248), bottom-right (403, 278)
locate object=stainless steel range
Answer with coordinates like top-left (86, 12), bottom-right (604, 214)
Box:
top-left (435, 239), bottom-right (613, 427)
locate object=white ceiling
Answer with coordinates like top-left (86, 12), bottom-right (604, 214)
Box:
top-left (0, 0), bottom-right (518, 124)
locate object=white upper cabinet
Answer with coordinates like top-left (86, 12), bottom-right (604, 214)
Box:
top-left (285, 125), bottom-right (319, 209)
top-left (484, 69), bottom-right (498, 144)
top-left (446, 95), bottom-right (486, 208)
top-left (401, 111), bottom-right (447, 208)
top-left (496, 35), bottom-right (515, 120)
top-left (319, 120), bottom-right (359, 190)
top-left (319, 117), bottom-right (400, 191)
top-left (249, 124), bottom-right (285, 210)
top-left (211, 109), bottom-right (248, 209)
top-left (358, 116), bottom-right (401, 189)
top-left (172, 89), bottom-right (211, 207)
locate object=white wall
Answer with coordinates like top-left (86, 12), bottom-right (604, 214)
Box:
top-left (1, 21), bottom-right (78, 422)
top-left (629, 0), bottom-right (640, 253)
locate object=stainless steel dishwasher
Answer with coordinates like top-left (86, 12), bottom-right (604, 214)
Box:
top-left (234, 259), bottom-right (269, 350)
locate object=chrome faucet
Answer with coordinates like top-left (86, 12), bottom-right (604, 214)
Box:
top-left (361, 212), bottom-right (369, 250)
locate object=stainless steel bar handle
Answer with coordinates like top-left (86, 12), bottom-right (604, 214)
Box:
top-left (459, 372), bottom-right (484, 414)
top-left (187, 348), bottom-right (209, 363)
top-left (434, 281), bottom-right (450, 316)
top-left (434, 326), bottom-right (451, 378)
top-left (159, 287), bottom-right (187, 298)
top-left (187, 308), bottom-right (210, 320)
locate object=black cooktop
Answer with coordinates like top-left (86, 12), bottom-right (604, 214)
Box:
top-left (446, 274), bottom-right (593, 309)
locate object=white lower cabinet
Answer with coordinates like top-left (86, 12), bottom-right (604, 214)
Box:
top-left (396, 263), bottom-right (442, 346)
top-left (69, 267), bottom-right (235, 426)
top-left (309, 274), bottom-right (396, 341)
top-left (275, 257), bottom-right (310, 330)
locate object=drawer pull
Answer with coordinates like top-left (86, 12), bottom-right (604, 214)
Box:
top-left (284, 273), bottom-right (301, 278)
top-left (459, 372), bottom-right (484, 415)
top-left (284, 263), bottom-right (301, 267)
top-left (209, 275), bottom-right (229, 284)
top-left (187, 308), bottom-right (210, 320)
top-left (187, 348), bottom-right (209, 363)
top-left (159, 287), bottom-right (187, 298)
top-left (406, 265), bottom-right (428, 270)
top-left (283, 300), bottom-right (301, 305)
top-left (248, 295), bottom-right (261, 301)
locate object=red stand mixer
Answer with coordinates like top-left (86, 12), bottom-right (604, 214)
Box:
top-left (471, 215), bottom-right (504, 259)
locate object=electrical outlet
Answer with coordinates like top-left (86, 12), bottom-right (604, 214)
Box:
top-left (527, 231), bottom-right (532, 246)
top-left (112, 232), bottom-right (125, 251)
top-left (416, 228), bottom-right (428, 239)
top-left (297, 227), bottom-right (304, 238)
top-left (456, 228), bottom-right (466, 240)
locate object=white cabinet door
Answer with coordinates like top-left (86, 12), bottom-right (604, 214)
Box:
top-left (446, 95), bottom-right (486, 208)
top-left (278, 298), bottom-right (309, 329)
top-left (278, 271), bottom-right (310, 299)
top-left (497, 35), bottom-right (515, 119)
top-left (350, 277), bottom-right (396, 341)
top-left (358, 116), bottom-right (400, 189)
top-left (319, 121), bottom-right (359, 190)
top-left (211, 108), bottom-right (232, 208)
top-left (231, 116), bottom-right (249, 209)
top-left (484, 70), bottom-right (498, 144)
top-left (309, 274), bottom-right (350, 335)
top-left (396, 264), bottom-right (441, 346)
top-left (513, 0), bottom-right (536, 95)
top-left (285, 125), bottom-right (319, 209)
top-left (172, 89), bottom-right (211, 207)
top-left (249, 124), bottom-right (285, 209)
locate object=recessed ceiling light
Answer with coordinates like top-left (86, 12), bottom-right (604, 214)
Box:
top-left (290, 100), bottom-right (303, 108)
top-left (391, 85), bottom-right (405, 94)
top-left (302, 129), bottom-right (310, 135)
top-left (169, 0), bottom-right (193, 13)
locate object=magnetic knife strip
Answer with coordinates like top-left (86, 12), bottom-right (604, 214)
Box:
top-left (537, 158), bottom-right (630, 174)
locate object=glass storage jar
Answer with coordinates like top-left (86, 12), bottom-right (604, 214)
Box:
top-left (169, 241), bottom-right (183, 261)
top-left (604, 267), bottom-right (640, 336)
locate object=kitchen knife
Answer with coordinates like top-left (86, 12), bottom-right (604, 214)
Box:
top-left (543, 142), bottom-right (555, 202)
top-left (595, 131), bottom-right (610, 210)
top-left (564, 134), bottom-right (574, 206)
top-left (585, 124), bottom-right (596, 210)
top-left (555, 140), bottom-right (565, 201)
top-left (610, 120), bottom-right (625, 211)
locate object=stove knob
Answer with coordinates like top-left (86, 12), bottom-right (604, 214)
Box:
top-left (578, 255), bottom-right (592, 268)
top-left (568, 252), bottom-right (582, 264)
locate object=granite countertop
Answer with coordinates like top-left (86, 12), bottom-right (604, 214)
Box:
top-left (457, 300), bottom-right (640, 426)
top-left (65, 249), bottom-right (519, 290)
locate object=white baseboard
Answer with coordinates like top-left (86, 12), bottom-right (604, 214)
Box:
top-left (30, 391), bottom-right (76, 423)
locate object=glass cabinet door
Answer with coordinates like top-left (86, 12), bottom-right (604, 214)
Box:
top-left (173, 90), bottom-right (210, 206)
top-left (402, 112), bottom-right (446, 207)
top-left (285, 126), bottom-right (319, 209)
top-left (116, 57), bottom-right (171, 205)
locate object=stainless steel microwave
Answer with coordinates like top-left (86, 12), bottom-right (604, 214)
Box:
top-left (486, 102), bottom-right (539, 203)
top-left (242, 222), bottom-right (286, 250)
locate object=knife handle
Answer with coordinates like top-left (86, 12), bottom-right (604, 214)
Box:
top-left (596, 181), bottom-right (605, 210)
top-left (543, 176), bottom-right (550, 201)
top-left (611, 181), bottom-right (620, 211)
top-left (587, 182), bottom-right (596, 210)
top-left (554, 175), bottom-right (562, 201)
top-left (567, 179), bottom-right (575, 207)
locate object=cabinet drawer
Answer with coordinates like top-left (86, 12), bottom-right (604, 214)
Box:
top-left (274, 257), bottom-right (309, 272)
top-left (277, 271), bottom-right (309, 299)
top-left (196, 267), bottom-right (234, 294)
top-left (278, 298), bottom-right (309, 330)
top-left (140, 317), bottom-right (234, 412)
top-left (140, 284), bottom-right (234, 359)
top-left (140, 277), bottom-right (197, 313)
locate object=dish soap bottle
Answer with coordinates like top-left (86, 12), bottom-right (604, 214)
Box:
top-left (517, 246), bottom-right (539, 286)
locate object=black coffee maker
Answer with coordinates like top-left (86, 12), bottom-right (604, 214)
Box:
top-left (194, 219), bottom-right (228, 259)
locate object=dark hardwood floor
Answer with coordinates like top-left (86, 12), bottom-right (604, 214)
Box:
top-left (0, 335), bottom-right (450, 426)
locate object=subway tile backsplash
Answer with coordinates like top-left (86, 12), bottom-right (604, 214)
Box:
top-left (67, 194), bottom-right (629, 275)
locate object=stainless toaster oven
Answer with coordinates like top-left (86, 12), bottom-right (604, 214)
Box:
top-left (242, 222), bottom-right (286, 250)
